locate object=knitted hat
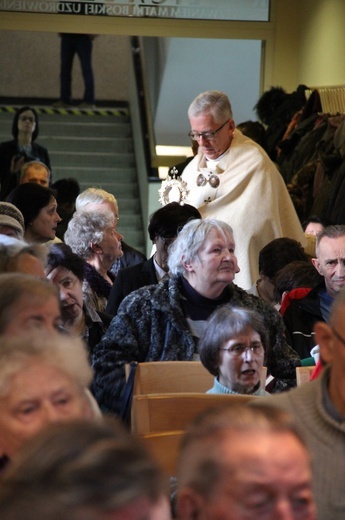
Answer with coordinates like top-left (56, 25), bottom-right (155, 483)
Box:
top-left (0, 202), bottom-right (25, 239)
top-left (7, 184), bottom-right (54, 228)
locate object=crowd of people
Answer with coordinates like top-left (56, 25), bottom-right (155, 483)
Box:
top-left (0, 90), bottom-right (344, 519)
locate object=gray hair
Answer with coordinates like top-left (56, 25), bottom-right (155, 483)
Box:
top-left (0, 239), bottom-right (47, 274)
top-left (64, 210), bottom-right (115, 260)
top-left (0, 333), bottom-right (93, 397)
top-left (177, 404), bottom-right (308, 499)
top-left (168, 218), bottom-right (234, 276)
top-left (20, 161), bottom-right (51, 182)
top-left (75, 188), bottom-right (118, 213)
top-left (0, 419), bottom-right (164, 519)
top-left (188, 90), bottom-right (233, 123)
top-left (316, 225), bottom-right (345, 257)
top-left (0, 273), bottom-right (59, 334)
top-left (199, 306), bottom-right (268, 376)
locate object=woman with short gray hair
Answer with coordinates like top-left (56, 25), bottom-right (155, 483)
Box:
top-left (168, 218), bottom-right (234, 276)
top-left (92, 218), bottom-right (300, 415)
top-left (65, 210), bottom-right (123, 313)
top-left (0, 333), bottom-right (94, 463)
top-left (0, 273), bottom-right (60, 336)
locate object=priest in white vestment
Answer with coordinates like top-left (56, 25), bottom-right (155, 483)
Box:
top-left (180, 90), bottom-right (305, 290)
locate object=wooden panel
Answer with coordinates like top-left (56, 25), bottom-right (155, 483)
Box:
top-left (128, 361), bottom-right (268, 395)
top-left (296, 366), bottom-right (314, 386)
top-left (132, 361), bottom-right (214, 395)
top-left (138, 430), bottom-right (184, 476)
top-left (132, 392), bottom-right (258, 434)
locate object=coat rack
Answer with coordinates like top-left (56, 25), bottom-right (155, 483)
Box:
top-left (305, 85), bottom-right (345, 115)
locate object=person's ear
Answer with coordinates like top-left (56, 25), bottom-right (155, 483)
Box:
top-left (182, 256), bottom-right (193, 272)
top-left (314, 321), bottom-right (334, 364)
top-left (176, 488), bottom-right (206, 520)
top-left (90, 242), bottom-right (102, 254)
top-left (311, 257), bottom-right (323, 276)
top-left (228, 119), bottom-right (236, 133)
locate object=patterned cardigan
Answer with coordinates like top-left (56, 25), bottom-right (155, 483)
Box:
top-left (92, 276), bottom-right (300, 414)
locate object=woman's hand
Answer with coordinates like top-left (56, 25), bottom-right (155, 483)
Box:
top-left (10, 154), bottom-right (26, 174)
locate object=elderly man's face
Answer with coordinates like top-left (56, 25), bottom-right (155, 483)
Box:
top-left (180, 431), bottom-right (315, 520)
top-left (189, 112), bottom-right (235, 160)
top-left (21, 164), bottom-right (50, 187)
top-left (312, 236), bottom-right (345, 298)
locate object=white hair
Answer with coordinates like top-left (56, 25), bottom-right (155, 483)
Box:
top-left (76, 188), bottom-right (118, 213)
top-left (168, 219), bottom-right (234, 276)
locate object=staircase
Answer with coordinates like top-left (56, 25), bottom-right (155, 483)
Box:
top-left (0, 105), bottom-right (146, 253)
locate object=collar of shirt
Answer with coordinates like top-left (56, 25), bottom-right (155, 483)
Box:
top-left (153, 255), bottom-right (168, 281)
top-left (205, 147), bottom-right (231, 169)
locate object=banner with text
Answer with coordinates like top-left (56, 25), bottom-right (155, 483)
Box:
top-left (0, 0), bottom-right (270, 21)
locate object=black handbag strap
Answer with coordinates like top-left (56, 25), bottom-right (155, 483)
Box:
top-left (118, 361), bottom-right (137, 426)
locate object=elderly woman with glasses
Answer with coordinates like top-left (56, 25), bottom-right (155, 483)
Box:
top-left (0, 106), bottom-right (51, 201)
top-left (92, 218), bottom-right (300, 415)
top-left (199, 305), bottom-right (270, 396)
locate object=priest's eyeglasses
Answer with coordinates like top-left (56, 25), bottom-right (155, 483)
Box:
top-left (188, 120), bottom-right (229, 142)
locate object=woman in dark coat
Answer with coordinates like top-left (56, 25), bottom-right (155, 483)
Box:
top-left (0, 106), bottom-right (51, 201)
top-left (46, 243), bottom-right (112, 355)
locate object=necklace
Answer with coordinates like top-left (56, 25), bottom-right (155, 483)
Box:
top-left (196, 172), bottom-right (220, 188)
top-left (196, 138), bottom-right (233, 189)
top-left (196, 168), bottom-right (220, 189)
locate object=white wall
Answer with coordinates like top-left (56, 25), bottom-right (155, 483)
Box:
top-left (298, 0), bottom-right (345, 87)
top-left (153, 38), bottom-right (262, 146)
top-left (0, 31), bottom-right (130, 101)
